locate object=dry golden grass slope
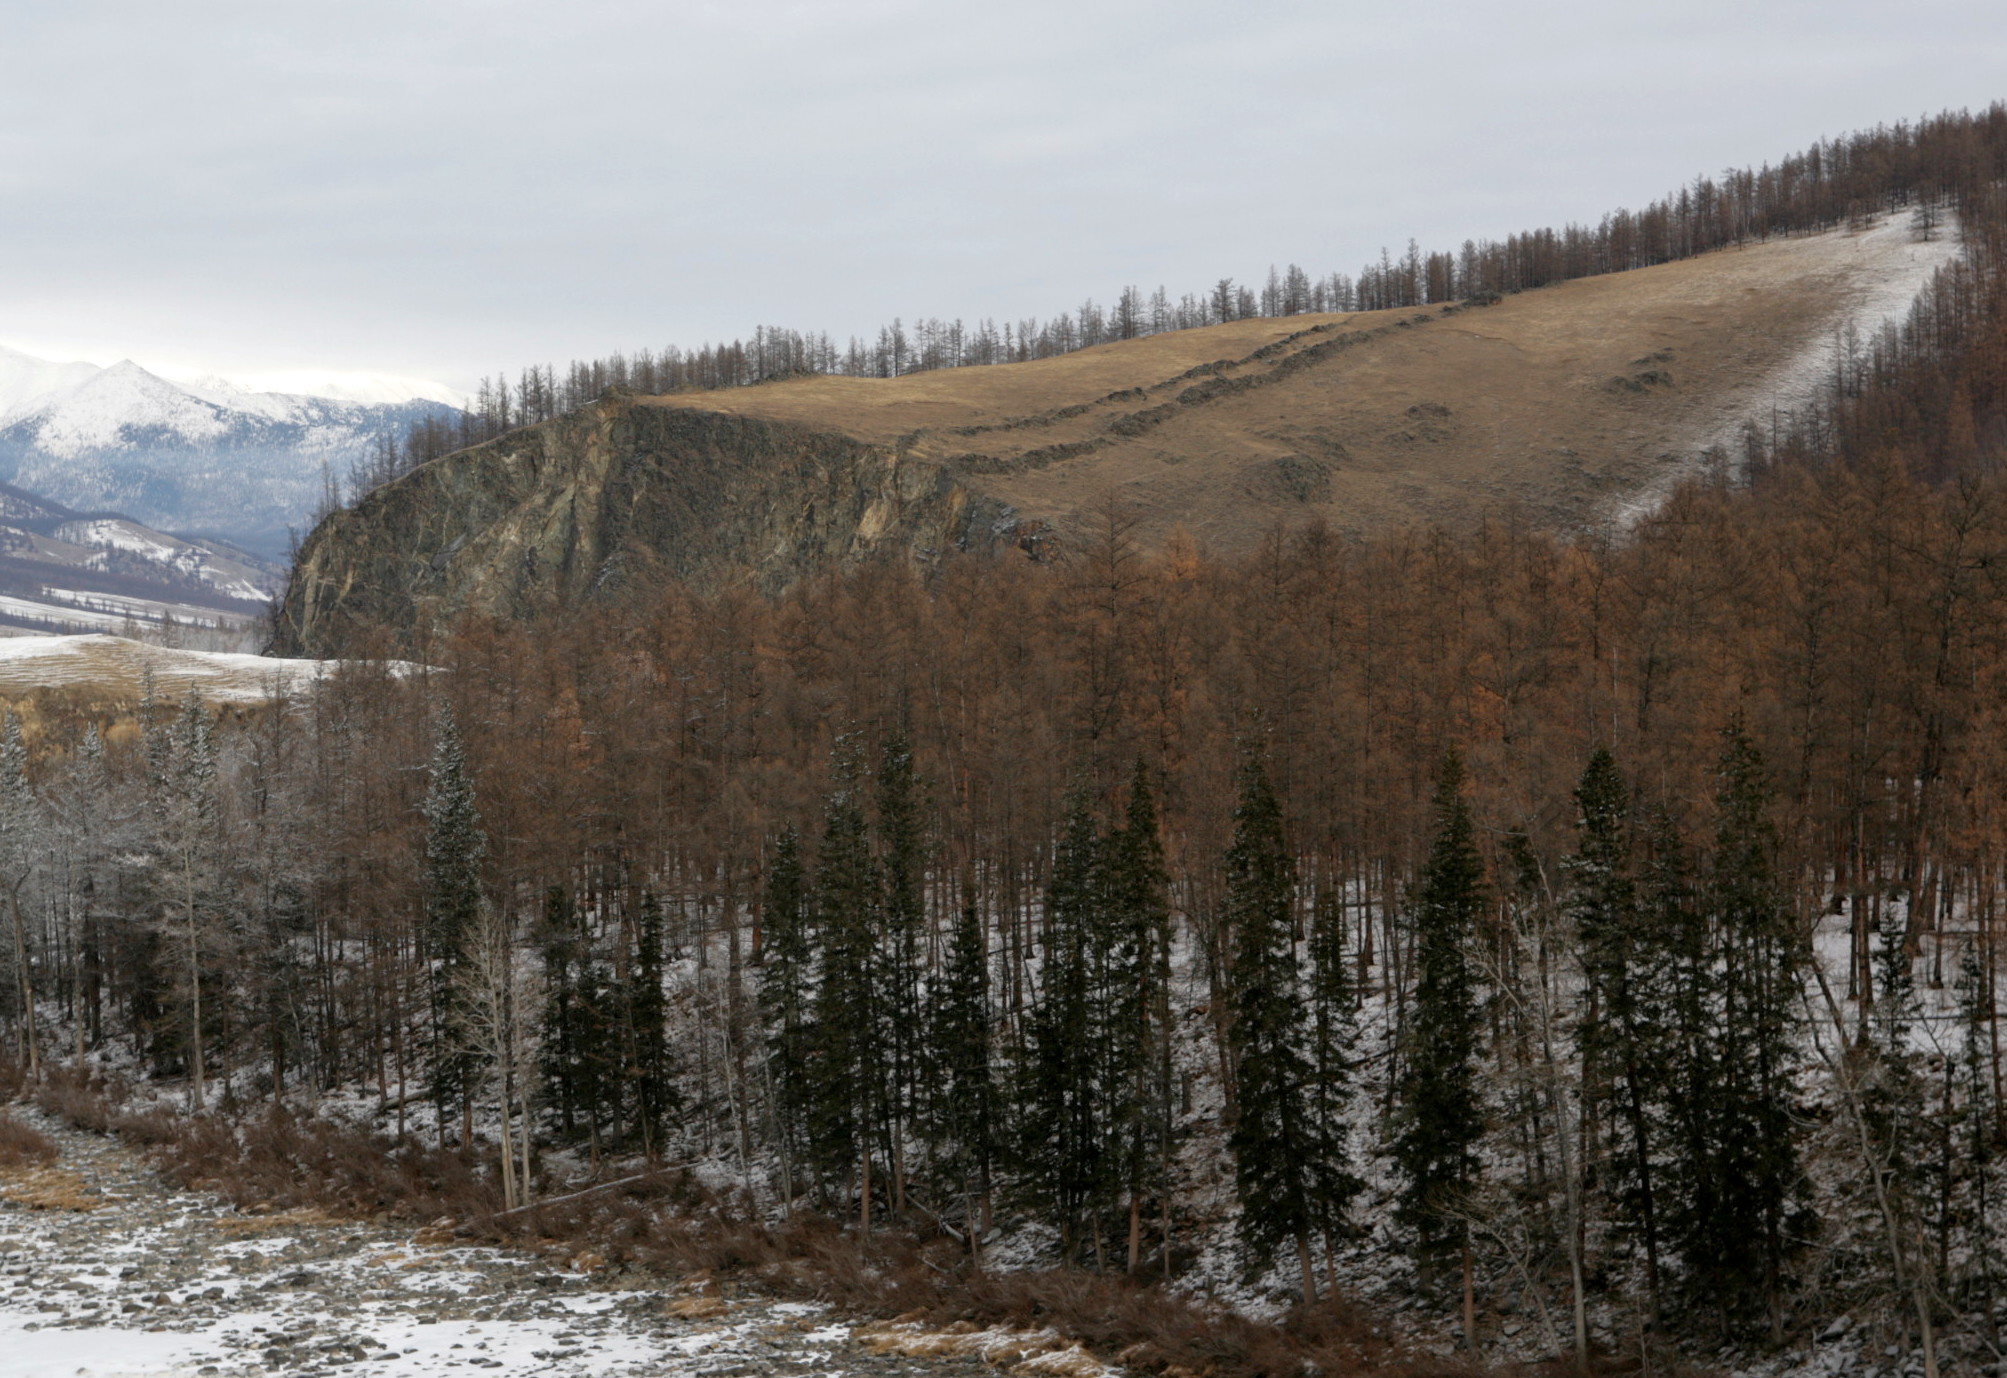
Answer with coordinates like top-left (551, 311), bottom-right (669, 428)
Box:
top-left (0, 633), bottom-right (416, 717)
top-left (669, 216), bottom-right (1957, 553)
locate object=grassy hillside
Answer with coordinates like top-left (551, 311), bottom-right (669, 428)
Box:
top-left (275, 215), bottom-right (1958, 659)
top-left (679, 214), bottom-right (1953, 551)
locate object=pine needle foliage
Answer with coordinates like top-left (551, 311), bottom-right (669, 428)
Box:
top-left (1393, 749), bottom-right (1488, 1278)
top-left (421, 704), bottom-right (487, 1126)
top-left (1223, 748), bottom-right (1332, 1299)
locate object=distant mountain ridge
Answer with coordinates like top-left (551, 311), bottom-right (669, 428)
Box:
top-left (0, 475), bottom-right (283, 638)
top-left (0, 345), bottom-right (462, 557)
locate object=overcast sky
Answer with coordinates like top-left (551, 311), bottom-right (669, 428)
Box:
top-left (2, 0), bottom-right (2003, 391)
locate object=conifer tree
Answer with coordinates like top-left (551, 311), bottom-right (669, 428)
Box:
top-left (1956, 943), bottom-right (2001, 1335)
top-left (155, 694), bottom-right (220, 1109)
top-left (1640, 805), bottom-right (1733, 1322)
top-left (808, 753), bottom-right (880, 1217)
top-left (422, 703), bottom-right (487, 1141)
top-left (1305, 882), bottom-right (1364, 1280)
top-left (1223, 749), bottom-right (1326, 1301)
top-left (0, 713), bottom-right (39, 1077)
top-left (1568, 748), bottom-right (1632, 1103)
top-left (928, 872), bottom-right (996, 1247)
top-left (629, 888), bottom-right (675, 1158)
top-left (1394, 749), bottom-right (1487, 1340)
top-left (875, 733), bottom-right (924, 1210)
top-left (1848, 898), bottom-right (1945, 1370)
top-left (758, 828), bottom-right (815, 1193)
top-left (1019, 792), bottom-right (1107, 1260)
top-left (1701, 722), bottom-right (1804, 1332)
top-left (1104, 761), bottom-right (1178, 1272)
top-left (1563, 749), bottom-right (1665, 1299)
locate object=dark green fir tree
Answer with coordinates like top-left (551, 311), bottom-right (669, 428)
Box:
top-left (1104, 760), bottom-right (1179, 1273)
top-left (809, 750), bottom-right (881, 1219)
top-left (1699, 721), bottom-right (1804, 1334)
top-left (628, 888), bottom-right (676, 1158)
top-left (758, 828), bottom-right (815, 1198)
top-left (875, 732), bottom-right (925, 1212)
top-left (422, 703), bottom-right (486, 1143)
top-left (1019, 791), bottom-right (1108, 1262)
top-left (1222, 748), bottom-right (1327, 1302)
top-left (928, 871), bottom-right (997, 1250)
top-left (1393, 749), bottom-right (1487, 1343)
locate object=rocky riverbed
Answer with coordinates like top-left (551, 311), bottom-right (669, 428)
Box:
top-left (0, 1110), bottom-right (997, 1378)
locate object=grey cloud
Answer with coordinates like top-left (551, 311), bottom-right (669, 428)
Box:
top-left (0, 0), bottom-right (2002, 386)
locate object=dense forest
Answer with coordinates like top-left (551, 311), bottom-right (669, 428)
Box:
top-left (8, 104), bottom-right (2007, 1374)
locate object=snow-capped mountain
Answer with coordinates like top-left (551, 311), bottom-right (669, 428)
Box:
top-left (0, 350), bottom-right (463, 557)
top-left (0, 344), bottom-right (102, 419)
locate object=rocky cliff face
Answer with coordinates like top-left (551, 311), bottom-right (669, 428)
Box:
top-left (270, 395), bottom-right (1003, 657)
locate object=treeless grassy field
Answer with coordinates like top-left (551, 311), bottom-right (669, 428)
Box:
top-left (665, 216), bottom-right (1955, 553)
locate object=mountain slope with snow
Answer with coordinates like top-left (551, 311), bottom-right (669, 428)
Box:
top-left (0, 345), bottom-right (102, 420)
top-left (0, 352), bottom-right (462, 557)
top-left (0, 479), bottom-right (283, 638)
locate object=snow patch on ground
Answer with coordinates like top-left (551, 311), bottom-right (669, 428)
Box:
top-left (0, 1110), bottom-right (884, 1378)
top-left (0, 634), bottom-right (421, 703)
top-left (1612, 211), bottom-right (1964, 525)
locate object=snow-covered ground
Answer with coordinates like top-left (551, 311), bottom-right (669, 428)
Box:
top-left (0, 634), bottom-right (418, 704)
top-left (1612, 210), bottom-right (1965, 525)
top-left (0, 1110), bottom-right (883, 1378)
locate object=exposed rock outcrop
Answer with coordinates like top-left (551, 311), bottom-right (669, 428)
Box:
top-left (271, 397), bottom-right (999, 657)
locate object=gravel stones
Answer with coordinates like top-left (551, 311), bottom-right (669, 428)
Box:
top-left (0, 1109), bottom-right (973, 1378)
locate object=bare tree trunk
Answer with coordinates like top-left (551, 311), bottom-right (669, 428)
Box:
top-left (519, 1078), bottom-right (533, 1208)
top-left (184, 866), bottom-right (203, 1111)
top-left (1809, 965), bottom-right (1940, 1378)
top-left (859, 1146), bottom-right (872, 1236)
top-left (1462, 1242), bottom-right (1478, 1353)
top-left (8, 878), bottom-right (37, 1079)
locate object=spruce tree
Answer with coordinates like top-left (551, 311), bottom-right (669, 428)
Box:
top-left (629, 888), bottom-right (675, 1158)
top-left (0, 712), bottom-right (39, 1076)
top-left (1222, 749), bottom-right (1327, 1301)
top-left (758, 828), bottom-right (815, 1193)
top-left (928, 871), bottom-right (996, 1246)
top-left (1702, 722), bottom-right (1804, 1331)
top-left (1305, 882), bottom-right (1364, 1278)
top-left (422, 704), bottom-right (487, 1141)
top-left (1019, 792), bottom-right (1107, 1260)
top-left (1394, 750), bottom-right (1487, 1332)
top-left (157, 694), bottom-right (220, 1109)
top-left (538, 883), bottom-right (589, 1138)
top-left (808, 753), bottom-right (880, 1215)
top-left (1568, 748), bottom-right (1633, 1107)
top-left (1640, 806), bottom-right (1732, 1322)
top-left (1957, 943), bottom-right (2001, 1335)
top-left (875, 732), bottom-right (924, 1210)
top-left (1853, 898), bottom-right (1944, 1366)
top-left (1104, 761), bottom-right (1178, 1272)
top-left (1563, 748), bottom-right (1665, 1301)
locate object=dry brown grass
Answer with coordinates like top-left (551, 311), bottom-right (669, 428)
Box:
top-left (213, 1206), bottom-right (340, 1234)
top-left (0, 1104), bottom-right (95, 1211)
top-left (673, 224), bottom-right (1944, 556)
top-left (0, 1165), bottom-right (107, 1212)
top-left (0, 1109), bottom-right (57, 1168)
